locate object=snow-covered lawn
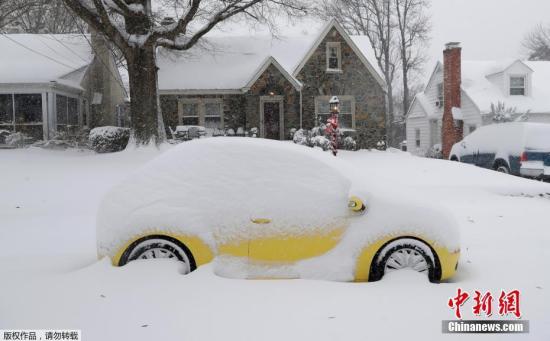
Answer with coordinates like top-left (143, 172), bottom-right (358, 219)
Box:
top-left (1, 145), bottom-right (549, 340)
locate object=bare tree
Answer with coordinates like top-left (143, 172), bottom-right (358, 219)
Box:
top-left (523, 23), bottom-right (550, 61)
top-left (15, 0), bottom-right (81, 33)
top-left (318, 0), bottom-right (398, 144)
top-left (0, 0), bottom-right (39, 32)
top-left (394, 0), bottom-right (429, 116)
top-left (62, 0), bottom-right (309, 145)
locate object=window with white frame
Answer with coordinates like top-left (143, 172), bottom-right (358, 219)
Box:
top-left (180, 99), bottom-right (224, 133)
top-left (315, 96), bottom-right (354, 128)
top-left (0, 93), bottom-right (44, 140)
top-left (326, 42), bottom-right (342, 71)
top-left (510, 76), bottom-right (526, 96)
top-left (437, 83), bottom-right (444, 107)
top-left (415, 128), bottom-right (421, 148)
top-left (56, 94), bottom-right (79, 134)
top-left (181, 102), bottom-right (199, 126)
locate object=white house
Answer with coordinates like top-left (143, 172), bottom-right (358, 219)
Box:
top-left (406, 52), bottom-right (550, 156)
top-left (0, 33), bottom-right (126, 141)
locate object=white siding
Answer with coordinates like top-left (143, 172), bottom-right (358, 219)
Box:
top-left (424, 65), bottom-right (444, 117)
top-left (406, 115), bottom-right (431, 156)
top-left (460, 91), bottom-right (482, 136)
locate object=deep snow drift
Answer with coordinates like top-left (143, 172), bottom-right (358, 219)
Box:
top-left (1, 145), bottom-right (549, 341)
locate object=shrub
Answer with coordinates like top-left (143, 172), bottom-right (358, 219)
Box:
top-left (89, 126), bottom-right (130, 153)
top-left (4, 132), bottom-right (33, 147)
top-left (425, 144), bottom-right (443, 159)
top-left (292, 126), bottom-right (358, 151)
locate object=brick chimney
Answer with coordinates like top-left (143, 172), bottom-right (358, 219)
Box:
top-left (442, 42), bottom-right (463, 158)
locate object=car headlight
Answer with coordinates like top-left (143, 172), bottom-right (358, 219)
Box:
top-left (348, 196), bottom-right (366, 213)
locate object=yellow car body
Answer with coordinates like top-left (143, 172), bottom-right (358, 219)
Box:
top-left (99, 138), bottom-right (460, 283)
top-left (109, 204), bottom-right (460, 282)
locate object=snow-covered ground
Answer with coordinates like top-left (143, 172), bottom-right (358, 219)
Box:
top-left (1, 145), bottom-right (549, 340)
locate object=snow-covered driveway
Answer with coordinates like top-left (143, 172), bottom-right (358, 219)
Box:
top-left (1, 146), bottom-right (549, 340)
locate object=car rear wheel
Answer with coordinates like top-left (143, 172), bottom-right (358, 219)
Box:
top-left (369, 237), bottom-right (441, 283)
top-left (118, 235), bottom-right (196, 274)
top-left (494, 159), bottom-right (510, 174)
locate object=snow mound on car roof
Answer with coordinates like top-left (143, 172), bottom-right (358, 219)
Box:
top-left (97, 138), bottom-right (351, 258)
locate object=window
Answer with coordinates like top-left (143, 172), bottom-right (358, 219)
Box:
top-left (204, 102), bottom-right (222, 130)
top-left (179, 99), bottom-right (224, 134)
top-left (326, 42), bottom-right (342, 71)
top-left (56, 95), bottom-right (79, 134)
top-left (0, 94), bottom-right (13, 127)
top-left (181, 102), bottom-right (199, 126)
top-left (315, 96), bottom-right (354, 128)
top-left (0, 94), bottom-right (43, 140)
top-left (415, 128), bottom-right (421, 148)
top-left (510, 76), bottom-right (525, 96)
top-left (15, 94), bottom-right (42, 124)
top-left (437, 83), bottom-right (444, 107)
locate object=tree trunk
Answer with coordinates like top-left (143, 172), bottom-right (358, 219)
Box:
top-left (386, 74), bottom-right (394, 147)
top-left (401, 60), bottom-right (410, 115)
top-left (126, 45), bottom-right (162, 145)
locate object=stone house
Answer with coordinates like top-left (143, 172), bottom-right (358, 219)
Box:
top-left (406, 42), bottom-right (550, 157)
top-left (157, 20), bottom-right (387, 149)
top-left (0, 33), bottom-right (127, 141)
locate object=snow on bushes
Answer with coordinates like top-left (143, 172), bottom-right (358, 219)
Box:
top-left (292, 126), bottom-right (357, 151)
top-left (89, 126), bottom-right (130, 153)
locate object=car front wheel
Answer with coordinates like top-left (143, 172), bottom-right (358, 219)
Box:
top-left (370, 237), bottom-right (441, 283)
top-left (118, 235), bottom-right (196, 274)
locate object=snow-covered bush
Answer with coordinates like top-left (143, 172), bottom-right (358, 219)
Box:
top-left (425, 144), bottom-right (443, 159)
top-left (292, 129), bottom-right (310, 146)
top-left (292, 126), bottom-right (358, 152)
top-left (89, 126), bottom-right (130, 153)
top-left (0, 129), bottom-right (10, 144)
top-left (36, 129), bottom-right (90, 150)
top-left (4, 132), bottom-right (33, 147)
top-left (249, 127), bottom-right (258, 138)
top-left (289, 128), bottom-right (297, 140)
top-left (311, 135), bottom-right (331, 151)
top-left (491, 102), bottom-right (516, 123)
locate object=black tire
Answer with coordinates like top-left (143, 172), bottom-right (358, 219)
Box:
top-left (118, 235), bottom-right (196, 272)
top-left (369, 237), bottom-right (442, 283)
top-left (493, 159), bottom-right (510, 174)
top-left (450, 155), bottom-right (459, 162)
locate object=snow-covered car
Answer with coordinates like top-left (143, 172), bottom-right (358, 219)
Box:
top-left (449, 122), bottom-right (550, 178)
top-left (97, 138), bottom-right (460, 282)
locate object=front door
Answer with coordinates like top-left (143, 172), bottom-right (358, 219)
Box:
top-left (263, 101), bottom-right (281, 140)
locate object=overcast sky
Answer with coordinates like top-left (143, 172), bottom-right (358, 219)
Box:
top-left (428, 0), bottom-right (550, 62)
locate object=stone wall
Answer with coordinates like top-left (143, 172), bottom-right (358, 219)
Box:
top-left (296, 27), bottom-right (387, 149)
top-left (160, 63), bottom-right (300, 140)
top-left (246, 64), bottom-right (301, 139)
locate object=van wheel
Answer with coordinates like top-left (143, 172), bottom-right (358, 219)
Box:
top-left (494, 160), bottom-right (510, 174)
top-left (118, 235), bottom-right (196, 274)
top-left (450, 155), bottom-right (459, 162)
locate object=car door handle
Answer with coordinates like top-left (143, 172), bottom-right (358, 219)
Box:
top-left (251, 218), bottom-right (271, 224)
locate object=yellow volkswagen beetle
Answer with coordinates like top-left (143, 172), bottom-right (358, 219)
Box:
top-left (97, 138), bottom-right (459, 282)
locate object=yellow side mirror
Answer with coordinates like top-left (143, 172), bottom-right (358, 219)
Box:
top-left (348, 196), bottom-right (366, 213)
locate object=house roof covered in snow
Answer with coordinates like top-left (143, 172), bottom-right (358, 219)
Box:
top-left (0, 34), bottom-right (93, 90)
top-left (157, 20), bottom-right (385, 93)
top-left (410, 59), bottom-right (550, 118)
top-left (461, 60), bottom-right (550, 114)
